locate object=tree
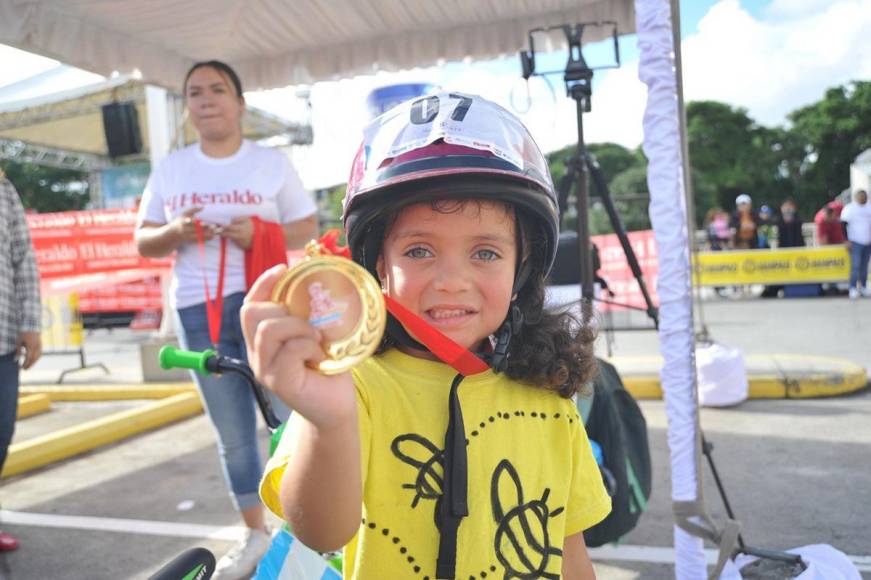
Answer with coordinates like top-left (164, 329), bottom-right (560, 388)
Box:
top-left (547, 142), bottom-right (649, 234)
top-left (547, 142), bottom-right (642, 189)
top-left (686, 101), bottom-right (794, 220)
top-left (0, 160), bottom-right (90, 212)
top-left (786, 81), bottom-right (871, 207)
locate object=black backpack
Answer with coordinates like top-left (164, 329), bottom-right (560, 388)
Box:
top-left (580, 358), bottom-right (652, 547)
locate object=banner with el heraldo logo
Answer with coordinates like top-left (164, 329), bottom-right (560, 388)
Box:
top-left (693, 246), bottom-right (851, 285)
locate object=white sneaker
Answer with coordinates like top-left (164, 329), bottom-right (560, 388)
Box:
top-left (849, 288), bottom-right (859, 300)
top-left (213, 528), bottom-right (271, 580)
top-left (861, 287), bottom-right (871, 298)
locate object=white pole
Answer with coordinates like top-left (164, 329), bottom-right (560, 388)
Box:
top-left (145, 85), bottom-right (175, 338)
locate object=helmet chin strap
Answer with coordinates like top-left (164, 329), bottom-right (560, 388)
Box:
top-left (487, 302), bottom-right (523, 373)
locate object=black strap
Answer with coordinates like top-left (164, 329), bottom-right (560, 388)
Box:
top-left (435, 373), bottom-right (468, 578)
top-left (487, 304), bottom-right (523, 373)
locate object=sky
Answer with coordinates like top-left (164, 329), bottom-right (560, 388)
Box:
top-left (1, 0), bottom-right (870, 190)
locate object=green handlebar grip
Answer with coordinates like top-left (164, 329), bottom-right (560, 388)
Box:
top-left (159, 345), bottom-right (216, 375)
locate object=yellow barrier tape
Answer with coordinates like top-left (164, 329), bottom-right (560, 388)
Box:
top-left (694, 246), bottom-right (853, 285)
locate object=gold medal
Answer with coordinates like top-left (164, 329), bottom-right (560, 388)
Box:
top-left (271, 240), bottom-right (386, 375)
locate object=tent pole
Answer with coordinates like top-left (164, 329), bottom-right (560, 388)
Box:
top-left (669, 0), bottom-right (710, 340)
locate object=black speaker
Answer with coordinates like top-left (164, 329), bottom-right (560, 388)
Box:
top-left (101, 101), bottom-right (142, 158)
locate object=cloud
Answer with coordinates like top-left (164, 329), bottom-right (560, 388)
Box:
top-left (681, 0), bottom-right (871, 125)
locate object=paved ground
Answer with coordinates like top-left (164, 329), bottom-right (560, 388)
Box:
top-left (1, 294), bottom-right (870, 579)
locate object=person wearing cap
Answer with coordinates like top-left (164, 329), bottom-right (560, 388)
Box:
top-left (756, 205), bottom-right (775, 249)
top-left (245, 93), bottom-right (610, 579)
top-left (816, 202), bottom-right (845, 245)
top-left (730, 194), bottom-right (758, 250)
top-left (841, 189), bottom-right (871, 299)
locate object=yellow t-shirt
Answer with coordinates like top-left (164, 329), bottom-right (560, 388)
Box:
top-left (261, 350), bottom-right (611, 579)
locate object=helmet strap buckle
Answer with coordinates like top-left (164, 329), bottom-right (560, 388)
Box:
top-left (489, 303), bottom-right (523, 373)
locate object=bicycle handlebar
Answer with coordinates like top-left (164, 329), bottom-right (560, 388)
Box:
top-left (159, 346), bottom-right (216, 375)
top-left (158, 345), bottom-right (282, 431)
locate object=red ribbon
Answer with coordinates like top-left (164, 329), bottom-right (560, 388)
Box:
top-left (195, 220), bottom-right (227, 348)
top-left (316, 230), bottom-right (489, 376)
top-left (319, 228), bottom-right (351, 259)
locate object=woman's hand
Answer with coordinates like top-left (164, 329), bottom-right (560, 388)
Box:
top-left (173, 206), bottom-right (214, 243)
top-left (241, 265), bottom-right (356, 427)
top-left (222, 216), bottom-right (255, 249)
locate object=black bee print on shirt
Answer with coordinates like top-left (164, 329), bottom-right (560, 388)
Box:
top-left (491, 459), bottom-right (564, 579)
top-left (390, 433), bottom-right (566, 578)
top-left (391, 433), bottom-right (445, 509)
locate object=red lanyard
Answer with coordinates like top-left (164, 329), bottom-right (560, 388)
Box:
top-left (195, 220), bottom-right (228, 348)
top-left (383, 295), bottom-right (488, 376)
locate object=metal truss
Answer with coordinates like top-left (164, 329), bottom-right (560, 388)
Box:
top-left (0, 138), bottom-right (111, 171)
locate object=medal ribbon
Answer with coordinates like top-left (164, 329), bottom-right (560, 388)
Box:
top-left (316, 230), bottom-right (489, 376)
top-left (195, 220), bottom-right (228, 348)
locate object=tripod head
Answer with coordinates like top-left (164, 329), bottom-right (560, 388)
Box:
top-left (563, 24), bottom-right (594, 112)
top-left (518, 21), bottom-right (620, 112)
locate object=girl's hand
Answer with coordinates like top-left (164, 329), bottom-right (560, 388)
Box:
top-left (222, 216), bottom-right (254, 249)
top-left (241, 265), bottom-right (356, 427)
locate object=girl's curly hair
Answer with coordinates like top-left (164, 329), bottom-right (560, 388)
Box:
top-left (372, 199), bottom-right (597, 398)
top-left (502, 206), bottom-right (597, 398)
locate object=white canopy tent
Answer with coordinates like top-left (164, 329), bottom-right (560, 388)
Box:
top-left (1, 1), bottom-right (634, 92)
top-left (1, 1), bottom-right (730, 578)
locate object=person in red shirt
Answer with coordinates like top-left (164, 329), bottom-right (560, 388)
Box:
top-left (815, 201), bottom-right (845, 245)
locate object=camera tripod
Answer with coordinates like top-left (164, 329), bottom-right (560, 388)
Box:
top-left (522, 21), bottom-right (805, 574)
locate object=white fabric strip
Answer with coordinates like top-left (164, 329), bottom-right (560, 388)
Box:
top-left (635, 0), bottom-right (707, 577)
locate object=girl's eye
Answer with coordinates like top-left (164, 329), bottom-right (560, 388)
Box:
top-left (475, 249), bottom-right (500, 261)
top-left (405, 247), bottom-right (432, 259)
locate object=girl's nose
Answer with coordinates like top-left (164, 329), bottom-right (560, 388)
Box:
top-left (432, 256), bottom-right (472, 293)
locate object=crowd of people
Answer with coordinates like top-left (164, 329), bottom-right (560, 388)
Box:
top-left (703, 190), bottom-right (871, 299)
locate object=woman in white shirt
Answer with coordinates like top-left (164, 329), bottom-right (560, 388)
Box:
top-left (135, 60), bottom-right (318, 579)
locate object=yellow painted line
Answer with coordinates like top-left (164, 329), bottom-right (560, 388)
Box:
top-left (17, 394), bottom-right (51, 419)
top-left (623, 370), bottom-right (868, 400)
top-left (1, 392), bottom-right (203, 478)
top-left (20, 383), bottom-right (197, 401)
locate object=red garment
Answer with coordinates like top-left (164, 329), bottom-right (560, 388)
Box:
top-left (816, 220), bottom-right (845, 245)
top-left (245, 216), bottom-right (287, 289)
top-left (814, 201), bottom-right (844, 223)
top-left (814, 201), bottom-right (845, 244)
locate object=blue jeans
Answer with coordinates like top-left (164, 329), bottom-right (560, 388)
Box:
top-left (849, 242), bottom-right (871, 289)
top-left (0, 351), bottom-right (20, 475)
top-left (176, 292), bottom-right (290, 511)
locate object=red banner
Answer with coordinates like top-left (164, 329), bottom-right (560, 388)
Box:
top-left (78, 275), bottom-right (164, 313)
top-left (27, 208), bottom-right (171, 279)
top-left (593, 229), bottom-right (659, 312)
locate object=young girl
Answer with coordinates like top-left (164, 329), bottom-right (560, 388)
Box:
top-left (242, 93), bottom-right (611, 579)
